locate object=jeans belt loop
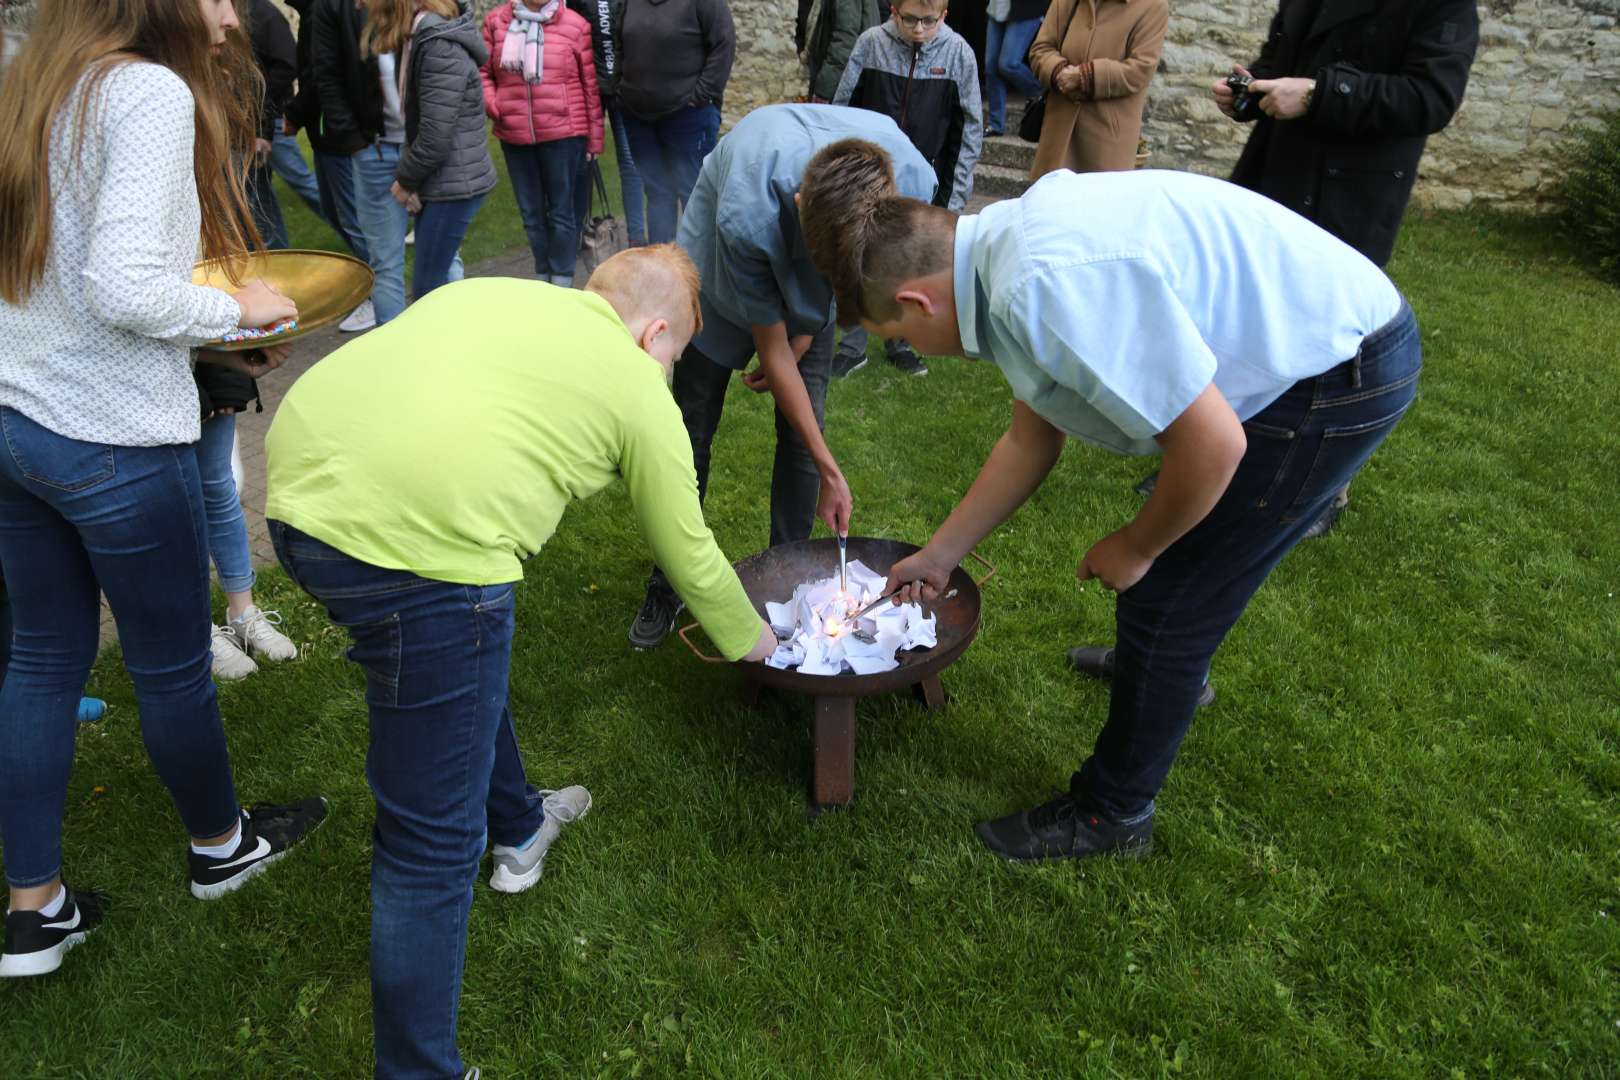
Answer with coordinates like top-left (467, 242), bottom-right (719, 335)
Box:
top-left (1351, 348), bottom-right (1363, 389)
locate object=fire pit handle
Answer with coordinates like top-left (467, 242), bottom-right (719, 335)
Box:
top-left (676, 622), bottom-right (727, 664)
top-left (967, 550), bottom-right (997, 587)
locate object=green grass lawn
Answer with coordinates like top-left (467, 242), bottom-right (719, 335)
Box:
top-left (3, 208), bottom-right (1618, 1077)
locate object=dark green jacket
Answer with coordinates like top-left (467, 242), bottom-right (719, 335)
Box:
top-left (800, 0), bottom-right (884, 100)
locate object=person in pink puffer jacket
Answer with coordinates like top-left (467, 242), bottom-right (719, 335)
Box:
top-left (482, 0), bottom-right (604, 285)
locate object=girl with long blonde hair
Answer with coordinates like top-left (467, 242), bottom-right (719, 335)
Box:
top-left (0, 0), bottom-right (328, 979)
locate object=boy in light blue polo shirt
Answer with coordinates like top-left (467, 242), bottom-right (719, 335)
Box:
top-left (628, 103), bottom-right (936, 649)
top-left (798, 164), bottom-right (1420, 862)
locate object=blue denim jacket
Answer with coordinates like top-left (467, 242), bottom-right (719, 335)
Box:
top-left (678, 103), bottom-right (936, 364)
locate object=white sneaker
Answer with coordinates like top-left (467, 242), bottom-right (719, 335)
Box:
top-left (231, 605), bottom-right (298, 662)
top-left (210, 623), bottom-right (258, 681)
top-left (337, 299), bottom-right (376, 333)
top-left (489, 785), bottom-right (592, 894)
top-left (404, 229), bottom-right (415, 246)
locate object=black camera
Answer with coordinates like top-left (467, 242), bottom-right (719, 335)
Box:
top-left (1226, 73), bottom-right (1266, 121)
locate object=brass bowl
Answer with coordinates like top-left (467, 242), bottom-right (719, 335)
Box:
top-left (192, 249), bottom-right (375, 351)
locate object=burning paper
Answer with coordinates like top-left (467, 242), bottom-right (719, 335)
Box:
top-left (762, 560), bottom-right (936, 675)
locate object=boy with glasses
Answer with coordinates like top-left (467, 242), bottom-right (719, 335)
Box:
top-left (830, 0), bottom-right (981, 378)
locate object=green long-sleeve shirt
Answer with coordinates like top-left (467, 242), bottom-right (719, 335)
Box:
top-left (265, 277), bottom-right (762, 660)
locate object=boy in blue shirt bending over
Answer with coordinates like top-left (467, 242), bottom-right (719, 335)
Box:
top-left (628, 104), bottom-right (935, 649)
top-left (798, 162), bottom-right (1421, 862)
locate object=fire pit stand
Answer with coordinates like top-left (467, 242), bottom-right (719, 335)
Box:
top-left (679, 538), bottom-right (994, 811)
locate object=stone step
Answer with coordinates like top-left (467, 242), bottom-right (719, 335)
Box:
top-left (979, 133), bottom-right (1037, 171)
top-left (973, 162), bottom-right (1033, 200)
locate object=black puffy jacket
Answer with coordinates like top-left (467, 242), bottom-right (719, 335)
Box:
top-left (567, 0), bottom-right (627, 99)
top-left (247, 0), bottom-right (299, 142)
top-left (1231, 0), bottom-right (1479, 267)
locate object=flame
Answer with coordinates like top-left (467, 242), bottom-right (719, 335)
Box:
top-left (824, 616), bottom-right (844, 638)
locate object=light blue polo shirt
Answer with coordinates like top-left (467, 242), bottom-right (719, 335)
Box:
top-left (955, 169), bottom-right (1404, 455)
top-left (679, 103), bottom-right (937, 365)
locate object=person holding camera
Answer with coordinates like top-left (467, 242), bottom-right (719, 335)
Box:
top-left (1205, 0), bottom-right (1479, 539)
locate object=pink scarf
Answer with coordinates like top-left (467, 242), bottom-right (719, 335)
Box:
top-left (500, 0), bottom-right (559, 85)
top-left (396, 10), bottom-right (430, 103)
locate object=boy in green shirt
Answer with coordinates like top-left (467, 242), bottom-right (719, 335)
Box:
top-left (265, 246), bottom-right (774, 1079)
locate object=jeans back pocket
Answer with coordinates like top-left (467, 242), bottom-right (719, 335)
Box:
top-left (1, 408), bottom-right (116, 493)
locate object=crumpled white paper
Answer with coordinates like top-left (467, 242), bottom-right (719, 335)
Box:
top-left (763, 560), bottom-right (936, 675)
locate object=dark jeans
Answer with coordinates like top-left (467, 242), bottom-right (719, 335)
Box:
top-left (313, 149), bottom-right (371, 262)
top-left (670, 324), bottom-right (836, 559)
top-left (574, 102), bottom-right (647, 248)
top-left (247, 162), bottom-right (290, 250)
top-left (1075, 304), bottom-right (1423, 821)
top-left (984, 17), bottom-right (1044, 133)
top-left (621, 103), bottom-right (720, 244)
top-left (413, 193), bottom-right (487, 302)
top-left (502, 138), bottom-right (586, 279)
top-left (0, 407), bottom-right (241, 888)
top-left (270, 522), bottom-right (544, 1080)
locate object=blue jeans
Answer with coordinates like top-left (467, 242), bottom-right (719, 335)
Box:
top-left (621, 103), bottom-right (719, 244)
top-left (0, 407), bottom-right (241, 887)
top-left (313, 149), bottom-right (371, 262)
top-left (247, 163), bottom-right (289, 250)
top-left (985, 17), bottom-right (1044, 133)
top-left (351, 141), bottom-right (411, 324)
top-left (502, 138), bottom-right (585, 279)
top-left (413, 194), bottom-right (485, 302)
top-left (1075, 305), bottom-right (1423, 821)
top-left (271, 131), bottom-right (327, 221)
top-left (270, 522), bottom-right (544, 1080)
top-left (197, 412), bottom-right (256, 594)
top-left (575, 102), bottom-right (647, 248)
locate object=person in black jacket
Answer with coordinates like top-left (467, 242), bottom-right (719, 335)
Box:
top-left (293, 0), bottom-right (382, 330)
top-left (245, 0), bottom-right (300, 250)
top-left (1206, 0), bottom-right (1478, 539)
top-left (567, 0), bottom-right (648, 249)
top-left (617, 0), bottom-right (734, 244)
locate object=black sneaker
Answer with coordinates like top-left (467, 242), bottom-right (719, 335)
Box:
top-left (830, 350), bottom-right (869, 379)
top-left (1066, 646), bottom-right (1215, 709)
top-left (1300, 494), bottom-right (1348, 540)
top-left (628, 580), bottom-right (684, 651)
top-left (886, 347), bottom-right (928, 377)
top-left (1134, 470), bottom-right (1159, 496)
top-left (975, 793), bottom-right (1153, 862)
top-left (189, 798), bottom-right (329, 901)
top-left (0, 887), bottom-right (107, 978)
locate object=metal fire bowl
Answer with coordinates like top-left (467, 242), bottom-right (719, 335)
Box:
top-left (681, 537), bottom-right (993, 695)
top-left (191, 249), bottom-right (375, 351)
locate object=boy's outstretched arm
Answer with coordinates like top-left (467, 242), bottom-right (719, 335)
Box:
top-left (1078, 381), bottom-right (1245, 592)
top-left (748, 321), bottom-right (853, 535)
top-left (887, 401), bottom-right (1066, 600)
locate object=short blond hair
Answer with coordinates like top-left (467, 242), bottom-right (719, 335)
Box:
top-left (586, 244), bottom-right (703, 338)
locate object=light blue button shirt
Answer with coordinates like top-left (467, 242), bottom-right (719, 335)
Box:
top-left (955, 169), bottom-right (1405, 455)
top-left (680, 103), bottom-right (937, 366)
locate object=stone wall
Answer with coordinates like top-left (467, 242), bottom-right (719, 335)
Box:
top-left (727, 0), bottom-right (1620, 210)
top-left (6, 0), bottom-right (1613, 207)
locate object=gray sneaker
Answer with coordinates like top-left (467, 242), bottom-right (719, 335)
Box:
top-left (489, 786), bottom-right (592, 894)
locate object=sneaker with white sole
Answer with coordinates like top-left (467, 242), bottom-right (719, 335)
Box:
top-left (489, 786), bottom-right (592, 894)
top-left (0, 887), bottom-right (107, 978)
top-left (231, 605), bottom-right (298, 662)
top-left (210, 623), bottom-right (258, 681)
top-left (338, 299), bottom-right (376, 333)
top-left (189, 798), bottom-right (329, 900)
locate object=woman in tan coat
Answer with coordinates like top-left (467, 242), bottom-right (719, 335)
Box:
top-left (1028, 0), bottom-right (1168, 176)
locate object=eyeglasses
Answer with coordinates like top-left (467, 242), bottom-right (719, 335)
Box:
top-left (898, 14), bottom-right (941, 29)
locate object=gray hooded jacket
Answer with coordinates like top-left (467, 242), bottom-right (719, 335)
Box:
top-left (397, 4), bottom-right (498, 201)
